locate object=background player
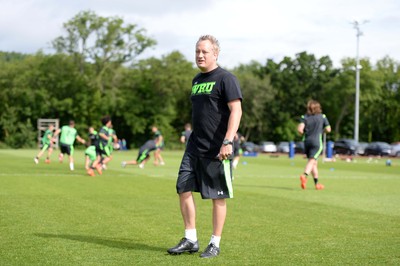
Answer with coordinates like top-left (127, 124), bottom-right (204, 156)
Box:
top-left (34, 124), bottom-right (56, 164)
top-left (152, 126), bottom-right (165, 166)
top-left (121, 139), bottom-right (157, 169)
top-left (54, 120), bottom-right (86, 171)
top-left (297, 100), bottom-right (331, 190)
top-left (180, 123), bottom-right (192, 145)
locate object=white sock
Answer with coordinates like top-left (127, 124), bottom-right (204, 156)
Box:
top-left (70, 162), bottom-right (74, 171)
top-left (185, 229), bottom-right (197, 242)
top-left (210, 235), bottom-right (221, 248)
top-left (232, 159), bottom-right (238, 169)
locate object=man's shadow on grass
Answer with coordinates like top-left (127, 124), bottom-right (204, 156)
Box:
top-left (35, 233), bottom-right (165, 252)
top-left (235, 184), bottom-right (295, 191)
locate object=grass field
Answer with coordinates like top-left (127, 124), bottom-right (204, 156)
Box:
top-left (0, 149), bottom-right (399, 265)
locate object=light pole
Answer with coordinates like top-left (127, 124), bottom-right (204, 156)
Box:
top-left (352, 20), bottom-right (368, 143)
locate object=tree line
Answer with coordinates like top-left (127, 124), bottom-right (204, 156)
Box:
top-left (0, 10), bottom-right (399, 149)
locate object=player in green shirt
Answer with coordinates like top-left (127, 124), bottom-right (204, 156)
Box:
top-left (84, 145), bottom-right (97, 176)
top-left (96, 116), bottom-right (114, 169)
top-left (54, 120), bottom-right (86, 171)
top-left (85, 127), bottom-right (103, 176)
top-left (34, 124), bottom-right (55, 164)
top-left (101, 124), bottom-right (118, 170)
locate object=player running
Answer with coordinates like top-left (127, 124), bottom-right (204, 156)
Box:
top-left (297, 100), bottom-right (331, 190)
top-left (54, 120), bottom-right (86, 171)
top-left (34, 124), bottom-right (56, 164)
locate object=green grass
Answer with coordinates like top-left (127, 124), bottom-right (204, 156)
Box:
top-left (0, 149), bottom-right (399, 265)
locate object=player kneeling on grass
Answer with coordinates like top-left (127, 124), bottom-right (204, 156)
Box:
top-left (121, 139), bottom-right (157, 169)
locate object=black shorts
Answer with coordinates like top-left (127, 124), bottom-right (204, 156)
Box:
top-left (60, 143), bottom-right (73, 156)
top-left (100, 146), bottom-right (111, 157)
top-left (136, 151), bottom-right (150, 163)
top-left (304, 140), bottom-right (323, 159)
top-left (176, 152), bottom-right (233, 199)
top-left (93, 145), bottom-right (102, 156)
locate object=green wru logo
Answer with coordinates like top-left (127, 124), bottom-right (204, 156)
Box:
top-left (191, 82), bottom-right (216, 95)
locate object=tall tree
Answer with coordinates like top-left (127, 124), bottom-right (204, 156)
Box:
top-left (374, 57), bottom-right (400, 142)
top-left (321, 58), bottom-right (356, 140)
top-left (52, 10), bottom-right (156, 92)
top-left (359, 57), bottom-right (400, 142)
top-left (0, 53), bottom-right (46, 147)
top-left (233, 61), bottom-right (274, 141)
top-left (265, 52), bottom-right (337, 142)
top-left (116, 51), bottom-right (196, 146)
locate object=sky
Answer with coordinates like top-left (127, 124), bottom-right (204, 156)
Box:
top-left (1, 0), bottom-right (399, 68)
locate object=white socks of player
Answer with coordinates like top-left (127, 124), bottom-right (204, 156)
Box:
top-left (185, 229), bottom-right (197, 242)
top-left (185, 230), bottom-right (220, 247)
top-left (210, 235), bottom-right (221, 248)
top-left (70, 162), bottom-right (74, 171)
top-left (232, 159), bottom-right (238, 169)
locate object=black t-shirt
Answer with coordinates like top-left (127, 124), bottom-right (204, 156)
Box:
top-left (300, 113), bottom-right (330, 145)
top-left (186, 67), bottom-right (242, 158)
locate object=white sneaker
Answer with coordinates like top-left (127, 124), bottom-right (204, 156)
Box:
top-left (139, 163), bottom-right (144, 169)
top-left (102, 164), bottom-right (107, 170)
top-left (121, 161), bottom-right (127, 168)
top-left (34, 157), bottom-right (39, 164)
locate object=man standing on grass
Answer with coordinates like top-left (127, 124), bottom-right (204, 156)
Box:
top-left (180, 123), bottom-right (192, 145)
top-left (167, 35), bottom-right (242, 258)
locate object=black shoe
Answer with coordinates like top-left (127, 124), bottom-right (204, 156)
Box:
top-left (200, 243), bottom-right (220, 258)
top-left (167, 238), bottom-right (199, 255)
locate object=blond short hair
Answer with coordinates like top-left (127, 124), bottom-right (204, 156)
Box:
top-left (196, 35), bottom-right (220, 54)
